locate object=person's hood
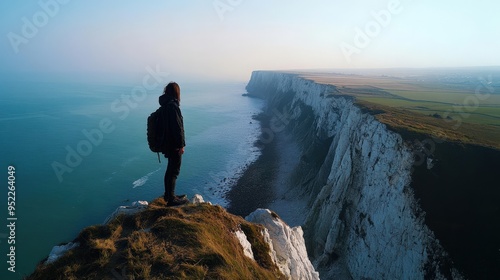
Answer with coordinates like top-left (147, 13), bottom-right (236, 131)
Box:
top-left (159, 94), bottom-right (179, 107)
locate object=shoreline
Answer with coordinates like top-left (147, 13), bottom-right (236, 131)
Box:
top-left (226, 113), bottom-right (278, 217)
top-left (226, 110), bottom-right (307, 226)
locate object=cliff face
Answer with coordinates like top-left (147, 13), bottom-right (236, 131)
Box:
top-left (246, 71), bottom-right (465, 279)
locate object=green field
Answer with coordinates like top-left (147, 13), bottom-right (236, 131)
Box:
top-left (358, 95), bottom-right (500, 127)
top-left (301, 72), bottom-right (500, 149)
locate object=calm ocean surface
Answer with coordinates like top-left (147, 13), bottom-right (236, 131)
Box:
top-left (0, 78), bottom-right (263, 277)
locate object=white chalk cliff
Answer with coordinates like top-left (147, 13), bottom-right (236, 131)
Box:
top-left (246, 71), bottom-right (463, 279)
top-left (246, 209), bottom-right (320, 280)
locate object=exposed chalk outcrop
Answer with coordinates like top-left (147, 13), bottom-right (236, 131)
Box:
top-left (103, 200), bottom-right (149, 224)
top-left (45, 242), bottom-right (79, 265)
top-left (246, 209), bottom-right (320, 280)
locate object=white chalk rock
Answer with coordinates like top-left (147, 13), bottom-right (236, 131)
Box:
top-left (132, 200), bottom-right (149, 207)
top-left (46, 242), bottom-right (79, 264)
top-left (192, 194), bottom-right (208, 204)
top-left (234, 229), bottom-right (255, 260)
top-left (103, 200), bottom-right (149, 224)
top-left (246, 208), bottom-right (320, 280)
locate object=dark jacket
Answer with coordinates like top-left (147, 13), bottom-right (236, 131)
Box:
top-left (159, 94), bottom-right (185, 154)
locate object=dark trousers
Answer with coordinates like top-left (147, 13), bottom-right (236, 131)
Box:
top-left (164, 151), bottom-right (182, 201)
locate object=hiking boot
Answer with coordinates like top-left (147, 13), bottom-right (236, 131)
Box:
top-left (163, 194), bottom-right (187, 201)
top-left (167, 196), bottom-right (189, 207)
top-left (176, 194), bottom-right (187, 200)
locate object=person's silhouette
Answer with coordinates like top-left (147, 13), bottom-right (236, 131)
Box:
top-left (159, 82), bottom-right (187, 206)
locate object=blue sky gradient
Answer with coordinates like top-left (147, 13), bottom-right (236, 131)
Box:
top-left (1, 0), bottom-right (499, 81)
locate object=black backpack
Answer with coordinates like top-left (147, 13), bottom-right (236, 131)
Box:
top-left (147, 107), bottom-right (167, 162)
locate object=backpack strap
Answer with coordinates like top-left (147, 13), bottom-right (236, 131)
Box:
top-left (157, 152), bottom-right (161, 163)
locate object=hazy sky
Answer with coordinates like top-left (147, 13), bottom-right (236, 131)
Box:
top-left (1, 0), bottom-right (499, 82)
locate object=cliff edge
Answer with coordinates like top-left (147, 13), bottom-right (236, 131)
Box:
top-left (28, 196), bottom-right (319, 280)
top-left (245, 70), bottom-right (500, 279)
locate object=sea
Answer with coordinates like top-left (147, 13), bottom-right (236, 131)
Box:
top-left (0, 76), bottom-right (264, 278)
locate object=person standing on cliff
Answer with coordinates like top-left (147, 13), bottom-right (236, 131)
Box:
top-left (159, 82), bottom-right (188, 206)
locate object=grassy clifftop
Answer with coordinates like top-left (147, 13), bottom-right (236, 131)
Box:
top-left (303, 72), bottom-right (500, 150)
top-left (28, 199), bottom-right (284, 280)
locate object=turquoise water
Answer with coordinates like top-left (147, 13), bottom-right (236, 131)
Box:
top-left (0, 78), bottom-right (263, 278)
